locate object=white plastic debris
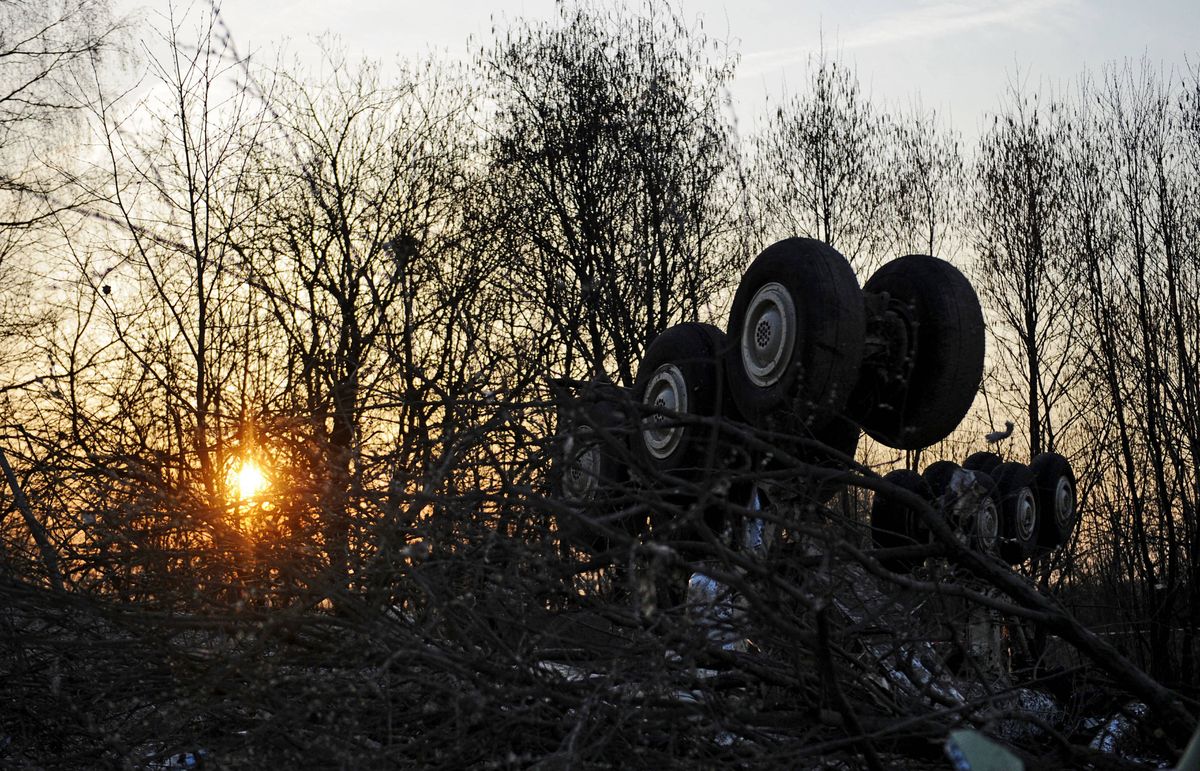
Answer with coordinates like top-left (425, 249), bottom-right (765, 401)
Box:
top-left (146, 749), bottom-right (208, 769)
top-left (996, 689), bottom-right (1063, 742)
top-left (686, 571), bottom-right (748, 651)
top-left (739, 487), bottom-right (775, 556)
top-left (1089, 701), bottom-right (1147, 755)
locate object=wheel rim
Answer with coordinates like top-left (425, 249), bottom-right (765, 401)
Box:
top-left (563, 430), bottom-right (601, 502)
top-left (642, 364), bottom-right (688, 460)
top-left (976, 498), bottom-right (999, 555)
top-left (1015, 487), bottom-right (1037, 541)
top-left (1054, 475), bottom-right (1075, 530)
top-left (741, 282), bottom-right (796, 388)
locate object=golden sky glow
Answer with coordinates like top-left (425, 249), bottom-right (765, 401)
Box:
top-left (229, 458), bottom-right (269, 501)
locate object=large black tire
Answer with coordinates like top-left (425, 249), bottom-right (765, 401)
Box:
top-left (554, 382), bottom-right (640, 555)
top-left (849, 255), bottom-right (985, 450)
top-left (1029, 452), bottom-right (1077, 549)
top-left (963, 451), bottom-right (1003, 475)
top-left (871, 469), bottom-right (933, 573)
top-left (725, 238), bottom-right (865, 431)
top-left (992, 461), bottom-right (1039, 564)
top-left (634, 323), bottom-right (740, 478)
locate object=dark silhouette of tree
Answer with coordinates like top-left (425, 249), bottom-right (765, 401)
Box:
top-left (753, 54), bottom-right (889, 270)
top-left (971, 85), bottom-right (1082, 460)
top-left (1066, 60), bottom-right (1200, 684)
top-left (884, 106), bottom-right (964, 260)
top-left (234, 50), bottom-right (485, 593)
top-left (0, 0), bottom-right (121, 587)
top-left (481, 1), bottom-right (746, 388)
top-left (1, 3), bottom-right (1199, 767)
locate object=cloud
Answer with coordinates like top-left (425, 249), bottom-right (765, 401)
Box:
top-left (740, 0), bottom-right (1079, 77)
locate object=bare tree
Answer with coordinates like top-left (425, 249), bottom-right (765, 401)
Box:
top-left (0, 0), bottom-right (122, 387)
top-left (753, 53), bottom-right (890, 270)
top-left (0, 0), bottom-right (122, 587)
top-left (0, 0), bottom-right (122, 222)
top-left (971, 84), bottom-right (1082, 459)
top-left (1067, 59), bottom-right (1200, 684)
top-left (884, 105), bottom-right (964, 259)
top-left (481, 1), bottom-right (746, 388)
top-left (236, 48), bottom-right (487, 592)
top-left (4, 6), bottom-right (1200, 767)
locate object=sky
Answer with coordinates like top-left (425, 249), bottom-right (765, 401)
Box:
top-left (118, 0), bottom-right (1200, 140)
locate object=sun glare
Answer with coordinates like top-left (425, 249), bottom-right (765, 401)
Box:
top-left (230, 458), bottom-right (269, 501)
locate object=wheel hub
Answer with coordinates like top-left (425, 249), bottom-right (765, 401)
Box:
top-left (976, 498), bottom-right (999, 555)
top-left (642, 364), bottom-right (688, 460)
top-left (563, 429), bottom-right (601, 502)
top-left (1054, 476), bottom-right (1075, 530)
top-left (1015, 487), bottom-right (1037, 541)
top-left (741, 282), bottom-right (796, 388)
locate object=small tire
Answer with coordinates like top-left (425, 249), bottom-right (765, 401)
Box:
top-left (726, 238), bottom-right (865, 430)
top-left (871, 469), bottom-right (933, 574)
top-left (1029, 452), bottom-right (1077, 549)
top-left (963, 471), bottom-right (1002, 558)
top-left (992, 461), bottom-right (1039, 564)
top-left (926, 458), bottom-right (1003, 554)
top-left (850, 255), bottom-right (985, 450)
top-left (963, 451), bottom-right (1003, 475)
top-left (922, 460), bottom-right (962, 500)
top-left (922, 461), bottom-right (1000, 556)
top-left (634, 323), bottom-right (740, 478)
top-left (554, 382), bottom-right (640, 555)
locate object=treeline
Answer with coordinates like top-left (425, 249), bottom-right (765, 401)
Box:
top-left (1, 0), bottom-right (1199, 764)
top-left (971, 66), bottom-right (1200, 687)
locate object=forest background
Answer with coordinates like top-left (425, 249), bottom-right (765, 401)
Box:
top-left (2, 0), bottom-right (1200, 766)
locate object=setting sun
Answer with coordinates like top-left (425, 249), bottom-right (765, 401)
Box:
top-left (229, 458), bottom-right (269, 501)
